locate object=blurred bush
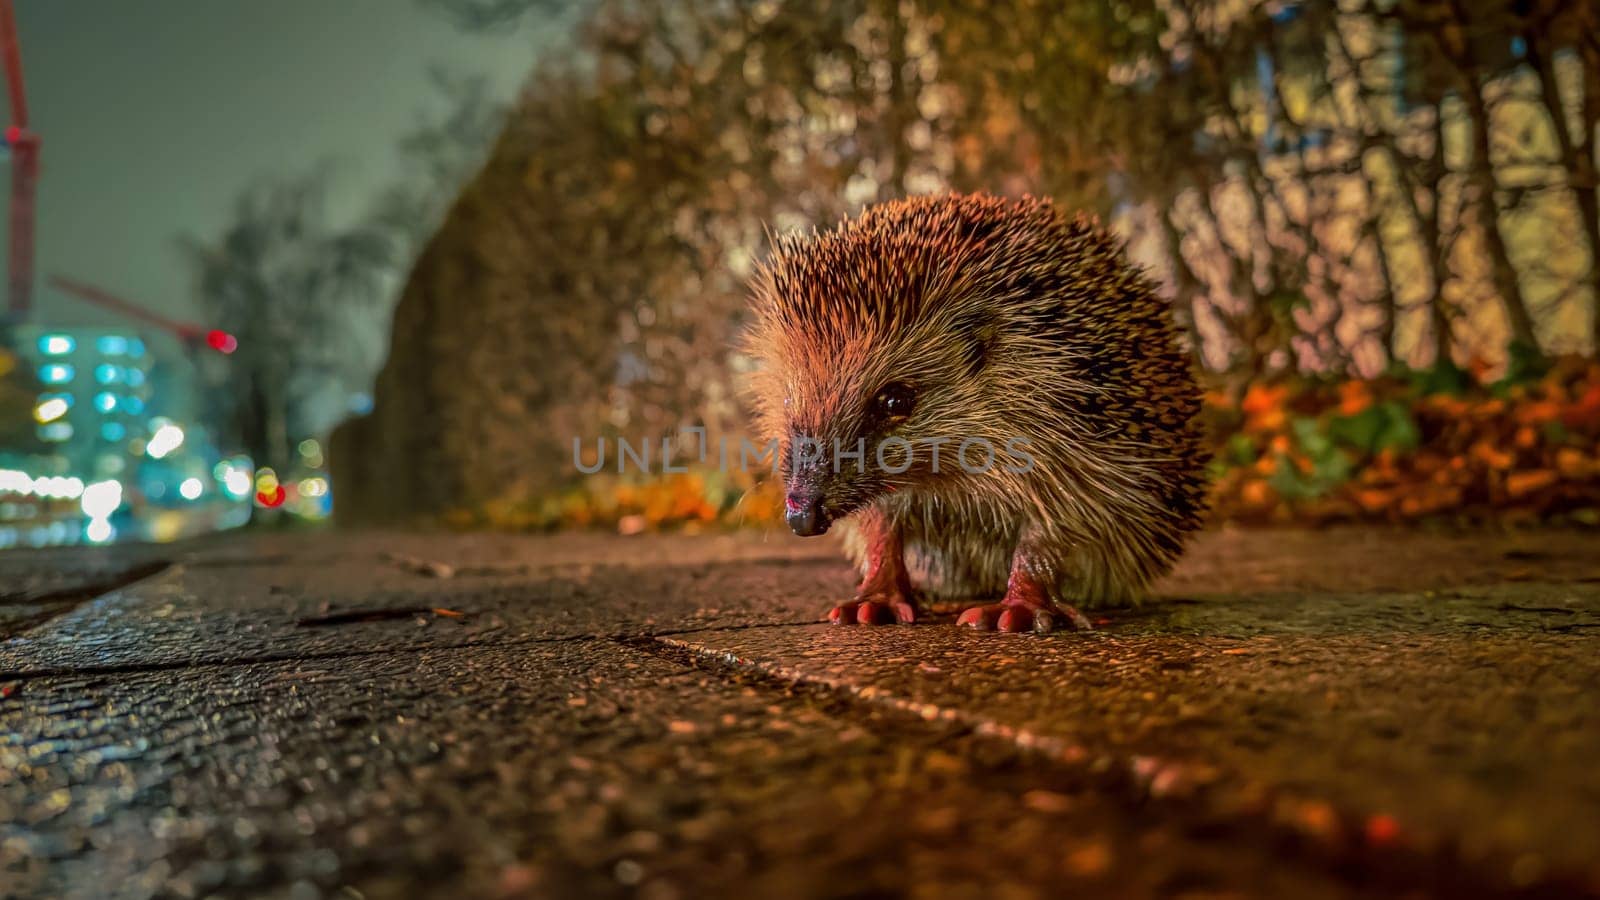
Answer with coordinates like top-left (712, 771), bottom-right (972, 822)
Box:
top-left (1208, 356), bottom-right (1600, 525)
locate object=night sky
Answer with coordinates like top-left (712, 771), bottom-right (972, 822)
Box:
top-left (7, 1), bottom-right (550, 328)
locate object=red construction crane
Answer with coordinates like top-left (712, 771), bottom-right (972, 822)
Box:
top-left (0, 0), bottom-right (36, 322)
top-left (0, 8), bottom-right (235, 354)
top-left (48, 275), bottom-right (237, 354)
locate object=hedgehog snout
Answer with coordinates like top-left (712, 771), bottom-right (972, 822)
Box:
top-left (783, 431), bottom-right (836, 536)
top-left (784, 488), bottom-right (831, 536)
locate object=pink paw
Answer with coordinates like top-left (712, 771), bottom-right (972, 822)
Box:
top-left (827, 596), bottom-right (919, 625)
top-left (956, 602), bottom-right (1092, 634)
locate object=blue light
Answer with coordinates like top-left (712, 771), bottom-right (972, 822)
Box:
top-left (38, 422), bottom-right (73, 442)
top-left (101, 422), bottom-right (127, 442)
top-left (96, 335), bottom-right (130, 355)
top-left (125, 368), bottom-right (146, 387)
top-left (94, 392), bottom-right (118, 413)
top-left (94, 364), bottom-right (122, 385)
top-left (38, 334), bottom-right (75, 355)
top-left (122, 396), bottom-right (145, 415)
top-left (128, 338), bottom-right (146, 357)
top-left (39, 364), bottom-right (75, 384)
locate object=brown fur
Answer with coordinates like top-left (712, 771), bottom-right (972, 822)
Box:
top-left (745, 193), bottom-right (1208, 608)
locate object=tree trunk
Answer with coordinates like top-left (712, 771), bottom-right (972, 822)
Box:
top-left (1464, 85), bottom-right (1541, 354)
top-left (1160, 205), bottom-right (1207, 360)
top-left (1575, 34), bottom-right (1600, 354)
top-left (1438, 0), bottom-right (1542, 357)
top-left (1526, 31), bottom-right (1600, 357)
top-left (1365, 215), bottom-right (1399, 367)
top-left (1423, 107), bottom-right (1455, 367)
top-left (1328, 11), bottom-right (1440, 367)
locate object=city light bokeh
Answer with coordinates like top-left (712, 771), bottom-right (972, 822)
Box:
top-left (1, 325), bottom-right (332, 548)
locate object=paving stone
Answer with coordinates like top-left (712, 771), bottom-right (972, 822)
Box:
top-left (2, 528), bottom-right (1598, 899)
top-left (663, 585), bottom-right (1600, 890)
top-left (3, 640), bottom-right (1379, 900)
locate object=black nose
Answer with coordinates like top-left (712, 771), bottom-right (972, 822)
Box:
top-left (785, 492), bottom-right (830, 536)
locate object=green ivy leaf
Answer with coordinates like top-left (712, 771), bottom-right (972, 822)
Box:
top-left (1372, 401), bottom-right (1420, 452)
top-left (1327, 402), bottom-right (1419, 455)
top-left (1328, 406), bottom-right (1385, 452)
top-left (1225, 432), bottom-right (1257, 465)
top-left (1410, 361), bottom-right (1472, 396)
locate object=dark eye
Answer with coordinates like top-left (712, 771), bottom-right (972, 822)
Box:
top-left (873, 382), bottom-right (917, 420)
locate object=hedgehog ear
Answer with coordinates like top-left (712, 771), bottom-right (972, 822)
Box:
top-left (952, 310), bottom-right (999, 377)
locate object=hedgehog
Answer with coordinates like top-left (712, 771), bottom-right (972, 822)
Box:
top-left (744, 193), bottom-right (1209, 633)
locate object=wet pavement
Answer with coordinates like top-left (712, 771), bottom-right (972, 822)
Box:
top-left (2, 528), bottom-right (1599, 899)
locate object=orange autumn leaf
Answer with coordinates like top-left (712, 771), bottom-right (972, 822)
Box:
top-left (1352, 488), bottom-right (1393, 512)
top-left (1505, 469), bottom-right (1559, 498)
top-left (1470, 441), bottom-right (1515, 471)
top-left (1555, 448), bottom-right (1595, 480)
top-left (1240, 383), bottom-right (1290, 432)
top-left (1563, 383), bottom-right (1600, 430)
top-left (1239, 478), bottom-right (1274, 507)
top-left (1514, 400), bottom-right (1562, 426)
top-left (1399, 485), bottom-right (1462, 517)
top-left (1337, 381), bottom-right (1373, 416)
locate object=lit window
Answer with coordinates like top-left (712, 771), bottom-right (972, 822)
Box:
top-left (95, 364), bottom-right (122, 385)
top-left (101, 422), bottom-right (127, 442)
top-left (39, 364), bottom-right (75, 384)
top-left (94, 392), bottom-right (118, 413)
top-left (96, 335), bottom-right (130, 355)
top-left (123, 396), bottom-right (146, 415)
top-left (223, 468), bottom-right (251, 498)
top-left (125, 368), bottom-right (146, 387)
top-left (38, 334), bottom-right (75, 355)
top-left (147, 423), bottom-right (185, 459)
top-left (85, 518), bottom-right (114, 544)
top-left (33, 397), bottom-right (70, 423)
top-left (128, 338), bottom-right (146, 357)
top-left (38, 422), bottom-right (74, 442)
top-left (80, 480), bottom-right (122, 518)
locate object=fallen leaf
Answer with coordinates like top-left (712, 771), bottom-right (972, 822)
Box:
top-left (1506, 469), bottom-right (1559, 498)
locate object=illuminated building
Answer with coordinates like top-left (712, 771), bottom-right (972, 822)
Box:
top-left (12, 327), bottom-right (155, 478)
top-left (2, 327), bottom-right (249, 547)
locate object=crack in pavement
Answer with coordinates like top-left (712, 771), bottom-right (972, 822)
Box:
top-left (0, 617), bottom-right (824, 684)
top-left (0, 561), bottom-right (173, 641)
top-left (629, 632), bottom-right (1599, 899)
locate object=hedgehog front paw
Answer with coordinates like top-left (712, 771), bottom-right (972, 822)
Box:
top-left (827, 591), bottom-right (920, 625)
top-left (956, 600), bottom-right (1092, 634)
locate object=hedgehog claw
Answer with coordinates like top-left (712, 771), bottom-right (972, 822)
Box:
top-left (956, 601), bottom-right (1090, 634)
top-left (827, 596), bottom-right (919, 626)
